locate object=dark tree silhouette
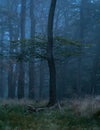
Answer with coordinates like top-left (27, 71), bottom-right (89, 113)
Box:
top-left (29, 0), bottom-right (35, 99)
top-left (47, 0), bottom-right (57, 106)
top-left (18, 0), bottom-right (26, 99)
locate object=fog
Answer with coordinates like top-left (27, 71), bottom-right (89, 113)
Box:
top-left (0, 0), bottom-right (100, 102)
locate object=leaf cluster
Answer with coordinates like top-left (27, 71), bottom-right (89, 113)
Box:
top-left (0, 35), bottom-right (89, 62)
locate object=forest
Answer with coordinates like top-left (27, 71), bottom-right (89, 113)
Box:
top-left (0, 0), bottom-right (100, 129)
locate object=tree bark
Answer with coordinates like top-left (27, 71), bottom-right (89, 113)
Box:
top-left (8, 16), bottom-right (16, 99)
top-left (17, 0), bottom-right (26, 99)
top-left (0, 27), bottom-right (4, 98)
top-left (29, 0), bottom-right (35, 99)
top-left (77, 0), bottom-right (86, 96)
top-left (47, 0), bottom-right (57, 106)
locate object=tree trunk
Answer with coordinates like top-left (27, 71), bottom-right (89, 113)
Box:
top-left (90, 30), bottom-right (100, 95)
top-left (77, 0), bottom-right (86, 96)
top-left (47, 0), bottom-right (57, 106)
top-left (8, 64), bottom-right (15, 98)
top-left (39, 60), bottom-right (44, 99)
top-left (17, 0), bottom-right (26, 99)
top-left (29, 0), bottom-right (35, 99)
top-left (0, 28), bottom-right (4, 98)
top-left (8, 17), bottom-right (16, 99)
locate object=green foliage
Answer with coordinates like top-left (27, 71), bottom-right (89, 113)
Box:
top-left (55, 36), bottom-right (81, 47)
top-left (0, 104), bottom-right (99, 130)
top-left (8, 35), bottom-right (85, 62)
top-left (0, 35), bottom-right (91, 62)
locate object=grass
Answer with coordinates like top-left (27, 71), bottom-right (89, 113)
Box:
top-left (0, 98), bottom-right (99, 130)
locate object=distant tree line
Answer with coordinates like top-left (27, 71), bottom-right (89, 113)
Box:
top-left (0, 0), bottom-right (100, 105)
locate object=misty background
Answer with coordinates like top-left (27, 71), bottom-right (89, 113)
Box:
top-left (0, 0), bottom-right (100, 101)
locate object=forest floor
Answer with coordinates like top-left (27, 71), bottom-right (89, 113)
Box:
top-left (0, 97), bottom-right (100, 130)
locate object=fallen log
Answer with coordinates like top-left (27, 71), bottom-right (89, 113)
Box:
top-left (26, 102), bottom-right (62, 113)
top-left (27, 105), bottom-right (47, 113)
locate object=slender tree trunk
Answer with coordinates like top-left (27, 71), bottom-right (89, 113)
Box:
top-left (47, 0), bottom-right (57, 106)
top-left (8, 17), bottom-right (16, 98)
top-left (29, 62), bottom-right (35, 99)
top-left (8, 64), bottom-right (15, 98)
top-left (90, 30), bottom-right (100, 95)
top-left (77, 0), bottom-right (86, 96)
top-left (39, 60), bottom-right (44, 99)
top-left (90, 56), bottom-right (98, 95)
top-left (0, 64), bottom-right (3, 98)
top-left (0, 28), bottom-right (4, 98)
top-left (29, 0), bottom-right (35, 99)
top-left (17, 0), bottom-right (26, 99)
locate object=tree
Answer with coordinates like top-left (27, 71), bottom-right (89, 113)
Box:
top-left (47, 0), bottom-right (57, 106)
top-left (0, 23), bottom-right (4, 98)
top-left (29, 0), bottom-right (35, 99)
top-left (17, 0), bottom-right (26, 99)
top-left (76, 0), bottom-right (88, 96)
top-left (7, 0), bottom-right (17, 98)
top-left (8, 17), bottom-right (15, 98)
top-left (90, 0), bottom-right (100, 95)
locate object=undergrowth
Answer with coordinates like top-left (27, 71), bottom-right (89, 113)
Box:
top-left (0, 98), bottom-right (99, 130)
